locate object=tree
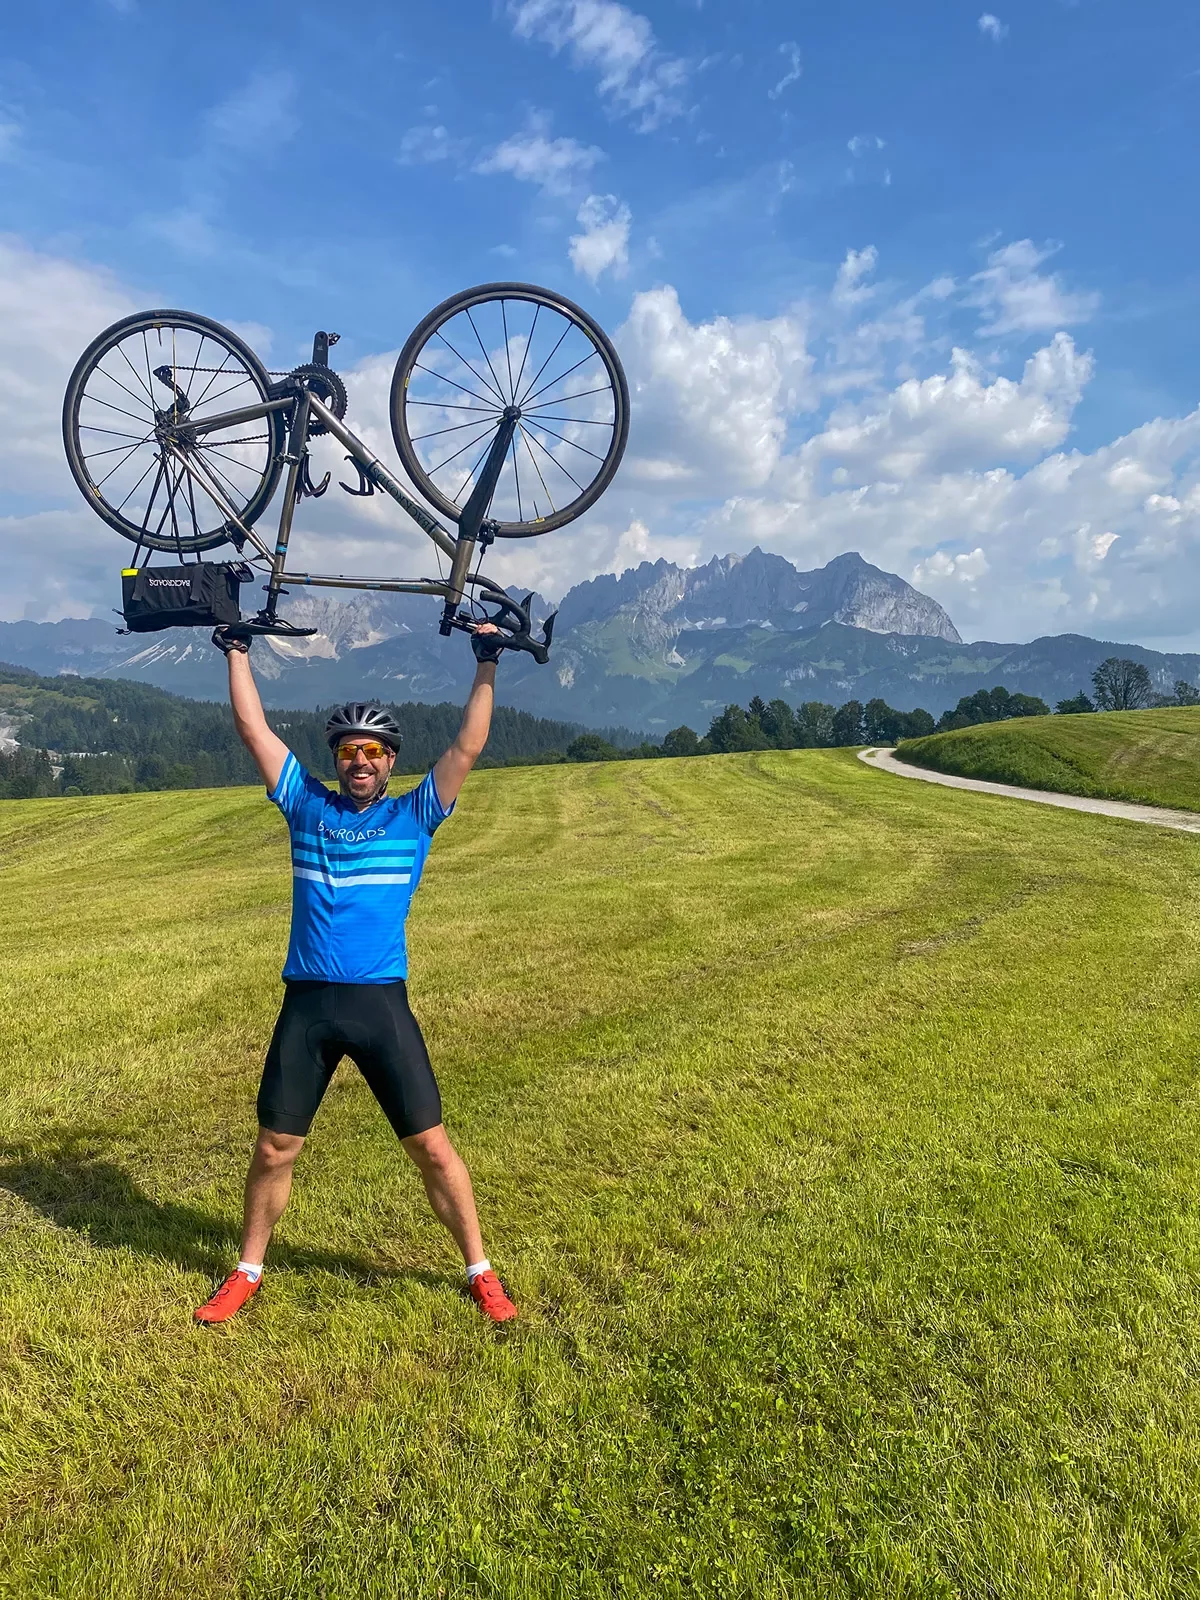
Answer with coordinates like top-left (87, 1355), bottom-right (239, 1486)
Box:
top-left (566, 733), bottom-right (620, 762)
top-left (661, 725), bottom-right (700, 757)
top-left (794, 702), bottom-right (836, 748)
top-left (1055, 692), bottom-right (1095, 715)
top-left (896, 708), bottom-right (935, 739)
top-left (759, 699), bottom-right (797, 748)
top-left (1091, 657), bottom-right (1153, 711)
top-left (706, 705), bottom-right (771, 753)
top-left (1174, 679), bottom-right (1200, 706)
top-left (864, 698), bottom-right (914, 744)
top-left (830, 699), bottom-right (865, 746)
top-left (936, 686), bottom-right (1049, 731)
top-left (0, 746), bottom-right (56, 799)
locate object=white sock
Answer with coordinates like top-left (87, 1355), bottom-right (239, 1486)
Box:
top-left (466, 1258), bottom-right (491, 1282)
top-left (237, 1260), bottom-right (264, 1282)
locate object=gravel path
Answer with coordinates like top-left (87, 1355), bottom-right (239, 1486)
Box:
top-left (858, 747), bottom-right (1200, 835)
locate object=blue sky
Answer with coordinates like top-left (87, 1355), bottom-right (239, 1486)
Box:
top-left (3, 0), bottom-right (1200, 645)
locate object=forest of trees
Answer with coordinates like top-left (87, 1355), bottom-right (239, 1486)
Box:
top-left (575, 669), bottom-right (1200, 766)
top-left (0, 665), bottom-right (635, 800)
top-left (565, 695), bottom-right (938, 763)
top-left (6, 656), bottom-right (1198, 798)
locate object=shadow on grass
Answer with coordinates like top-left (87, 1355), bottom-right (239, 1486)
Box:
top-left (0, 1130), bottom-right (450, 1291)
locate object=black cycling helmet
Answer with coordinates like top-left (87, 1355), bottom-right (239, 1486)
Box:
top-left (325, 702), bottom-right (403, 753)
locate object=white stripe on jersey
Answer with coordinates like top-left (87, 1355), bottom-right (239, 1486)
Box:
top-left (293, 868), bottom-right (413, 888)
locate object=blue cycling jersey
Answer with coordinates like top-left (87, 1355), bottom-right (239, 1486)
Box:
top-left (269, 752), bottom-right (454, 983)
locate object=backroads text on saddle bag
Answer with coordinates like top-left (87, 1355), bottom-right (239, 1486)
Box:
top-left (121, 562), bottom-right (249, 632)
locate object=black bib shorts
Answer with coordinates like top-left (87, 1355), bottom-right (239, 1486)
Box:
top-left (257, 979), bottom-right (442, 1140)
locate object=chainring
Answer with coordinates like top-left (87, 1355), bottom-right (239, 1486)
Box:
top-left (282, 363), bottom-right (348, 436)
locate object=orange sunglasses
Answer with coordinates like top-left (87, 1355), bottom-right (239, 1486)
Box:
top-left (335, 741), bottom-right (391, 762)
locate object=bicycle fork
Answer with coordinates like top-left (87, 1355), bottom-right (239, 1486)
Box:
top-left (438, 409), bottom-right (521, 636)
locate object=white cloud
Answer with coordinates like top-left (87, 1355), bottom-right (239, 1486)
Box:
top-left (397, 123), bottom-right (463, 165)
top-left (968, 239), bottom-right (1100, 336)
top-left (912, 547), bottom-right (989, 586)
top-left (569, 194), bottom-right (631, 281)
top-left (616, 286), bottom-right (813, 492)
top-left (0, 238), bottom-right (140, 503)
top-left (978, 14), bottom-right (1008, 41)
top-left (768, 42), bottom-right (802, 100)
top-left (847, 135), bottom-right (885, 155)
top-left (801, 335), bottom-right (1092, 481)
top-left (832, 246), bottom-right (879, 307)
top-left (475, 123), bottom-right (604, 194)
top-left (507, 0), bottom-right (688, 128)
top-left (204, 71), bottom-right (297, 151)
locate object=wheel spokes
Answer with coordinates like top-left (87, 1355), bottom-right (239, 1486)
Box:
top-left (400, 293), bottom-right (620, 528)
top-left (72, 317), bottom-right (279, 547)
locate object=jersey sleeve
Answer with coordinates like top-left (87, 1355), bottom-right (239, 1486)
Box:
top-left (268, 751), bottom-right (327, 825)
top-left (411, 768), bottom-right (455, 835)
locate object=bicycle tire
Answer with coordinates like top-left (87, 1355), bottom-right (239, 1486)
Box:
top-left (390, 282), bottom-right (629, 538)
top-left (62, 309), bottom-right (286, 554)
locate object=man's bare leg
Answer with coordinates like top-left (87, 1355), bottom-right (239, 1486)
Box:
top-left (193, 1128), bottom-right (304, 1324)
top-left (402, 1124), bottom-right (485, 1265)
top-left (240, 1127), bottom-right (306, 1264)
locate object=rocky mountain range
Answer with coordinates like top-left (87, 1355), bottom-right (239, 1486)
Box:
top-left (3, 548), bottom-right (1197, 728)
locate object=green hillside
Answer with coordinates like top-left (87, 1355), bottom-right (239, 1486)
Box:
top-left (4, 755), bottom-right (1200, 1595)
top-left (897, 706), bottom-right (1200, 812)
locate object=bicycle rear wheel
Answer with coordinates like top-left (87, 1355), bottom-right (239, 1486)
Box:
top-left (390, 282), bottom-right (629, 538)
top-left (62, 310), bottom-right (286, 554)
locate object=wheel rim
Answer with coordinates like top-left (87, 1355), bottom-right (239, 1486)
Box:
top-left (392, 286), bottom-right (628, 537)
top-left (64, 313), bottom-right (283, 553)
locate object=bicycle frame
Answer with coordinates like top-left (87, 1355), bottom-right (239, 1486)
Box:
top-left (170, 384), bottom-right (532, 640)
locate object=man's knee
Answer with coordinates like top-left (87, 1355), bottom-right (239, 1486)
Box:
top-left (254, 1127), bottom-right (305, 1170)
top-left (402, 1123), bottom-right (455, 1173)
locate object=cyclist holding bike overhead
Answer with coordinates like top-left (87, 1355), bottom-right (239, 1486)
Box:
top-left (193, 622), bottom-right (517, 1327)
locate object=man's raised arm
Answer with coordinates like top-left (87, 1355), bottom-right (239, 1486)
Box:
top-left (215, 632), bottom-right (289, 791)
top-left (432, 637), bottom-right (499, 811)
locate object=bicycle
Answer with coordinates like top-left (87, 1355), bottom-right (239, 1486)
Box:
top-left (61, 282), bottom-right (630, 662)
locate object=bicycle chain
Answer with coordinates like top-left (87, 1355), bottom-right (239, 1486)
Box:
top-left (180, 366), bottom-right (294, 376)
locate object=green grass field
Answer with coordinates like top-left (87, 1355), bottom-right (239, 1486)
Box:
top-left (897, 706), bottom-right (1200, 812)
top-left (4, 751), bottom-right (1200, 1598)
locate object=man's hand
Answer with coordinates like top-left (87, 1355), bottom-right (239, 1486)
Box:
top-left (212, 624), bottom-right (251, 656)
top-left (470, 623), bottom-right (504, 664)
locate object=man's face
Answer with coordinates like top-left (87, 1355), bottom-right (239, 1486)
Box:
top-left (334, 738), bottom-right (396, 805)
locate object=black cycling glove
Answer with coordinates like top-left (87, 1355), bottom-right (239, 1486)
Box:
top-left (471, 629), bottom-right (505, 664)
top-left (211, 625), bottom-right (251, 656)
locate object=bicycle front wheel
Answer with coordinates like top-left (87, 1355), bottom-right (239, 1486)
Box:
top-left (62, 310), bottom-right (286, 554)
top-left (390, 282), bottom-right (629, 538)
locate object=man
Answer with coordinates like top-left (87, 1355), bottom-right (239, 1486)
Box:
top-left (193, 622), bottom-right (517, 1326)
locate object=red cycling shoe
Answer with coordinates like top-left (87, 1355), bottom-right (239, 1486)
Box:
top-left (469, 1270), bottom-right (518, 1324)
top-left (194, 1269), bottom-right (261, 1325)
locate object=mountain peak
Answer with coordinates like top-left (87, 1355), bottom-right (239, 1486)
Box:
top-left (557, 547), bottom-right (961, 645)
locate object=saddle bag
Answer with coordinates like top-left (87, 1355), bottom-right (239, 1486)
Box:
top-left (121, 562), bottom-right (248, 633)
